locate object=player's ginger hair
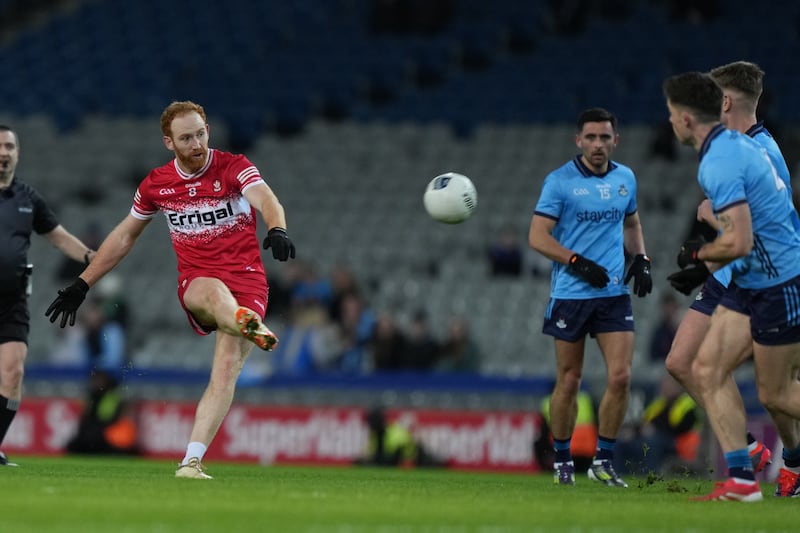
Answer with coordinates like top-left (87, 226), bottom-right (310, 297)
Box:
top-left (160, 101), bottom-right (208, 137)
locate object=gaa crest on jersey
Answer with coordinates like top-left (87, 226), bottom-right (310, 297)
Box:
top-left (618, 184), bottom-right (628, 197)
top-left (213, 180), bottom-right (222, 192)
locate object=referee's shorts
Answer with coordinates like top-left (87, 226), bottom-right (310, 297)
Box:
top-left (0, 295), bottom-right (29, 344)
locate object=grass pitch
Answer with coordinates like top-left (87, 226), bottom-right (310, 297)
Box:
top-left (0, 456), bottom-right (794, 533)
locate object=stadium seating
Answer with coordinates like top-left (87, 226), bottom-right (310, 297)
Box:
top-left (4, 0), bottom-right (797, 400)
top-left (0, 1), bottom-right (796, 137)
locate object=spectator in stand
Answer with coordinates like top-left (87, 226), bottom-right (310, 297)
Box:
top-left (370, 311), bottom-right (409, 372)
top-left (403, 309), bottom-right (440, 371)
top-left (331, 291), bottom-right (376, 375)
top-left (434, 315), bottom-right (481, 373)
top-left (328, 263), bottom-right (360, 323)
top-left (80, 298), bottom-right (126, 376)
top-left (650, 120), bottom-right (678, 162)
top-left (649, 293), bottom-right (681, 362)
top-left (488, 225), bottom-right (523, 277)
top-left (268, 298), bottom-right (336, 376)
top-left (290, 259), bottom-right (333, 310)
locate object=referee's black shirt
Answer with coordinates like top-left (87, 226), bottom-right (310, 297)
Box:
top-left (0, 178), bottom-right (58, 290)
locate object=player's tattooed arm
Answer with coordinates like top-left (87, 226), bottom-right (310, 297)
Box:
top-left (698, 205), bottom-right (752, 264)
top-left (717, 212), bottom-right (734, 232)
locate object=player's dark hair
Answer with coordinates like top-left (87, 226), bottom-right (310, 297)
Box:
top-left (577, 108), bottom-right (617, 132)
top-left (0, 124), bottom-right (19, 145)
top-left (663, 72), bottom-right (722, 123)
top-left (160, 101), bottom-right (208, 137)
top-left (709, 61), bottom-right (764, 104)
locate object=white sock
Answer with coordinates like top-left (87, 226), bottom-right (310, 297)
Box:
top-left (181, 442), bottom-right (207, 465)
top-left (747, 441), bottom-right (757, 452)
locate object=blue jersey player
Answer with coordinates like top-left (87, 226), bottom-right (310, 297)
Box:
top-left (664, 71), bottom-right (800, 502)
top-left (664, 62), bottom-right (800, 492)
top-left (529, 108), bottom-right (652, 488)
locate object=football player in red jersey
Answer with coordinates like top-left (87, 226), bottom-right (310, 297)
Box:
top-left (46, 101), bottom-right (295, 479)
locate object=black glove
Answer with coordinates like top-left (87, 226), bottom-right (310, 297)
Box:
top-left (263, 227), bottom-right (296, 261)
top-left (45, 278), bottom-right (90, 328)
top-left (667, 264), bottom-right (710, 295)
top-left (677, 237), bottom-right (705, 269)
top-left (624, 254), bottom-right (652, 297)
top-left (569, 254), bottom-right (609, 288)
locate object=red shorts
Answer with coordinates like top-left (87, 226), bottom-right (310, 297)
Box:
top-left (176, 271), bottom-right (269, 336)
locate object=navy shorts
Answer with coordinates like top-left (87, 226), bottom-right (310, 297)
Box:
top-left (727, 276), bottom-right (800, 345)
top-left (543, 295), bottom-right (634, 342)
top-left (0, 295), bottom-right (29, 344)
top-left (690, 276), bottom-right (747, 316)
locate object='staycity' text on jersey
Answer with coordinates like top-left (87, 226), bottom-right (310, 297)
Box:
top-left (534, 156), bottom-right (638, 300)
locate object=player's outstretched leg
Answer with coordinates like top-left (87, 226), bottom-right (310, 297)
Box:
top-left (175, 457), bottom-right (213, 480)
top-left (235, 307), bottom-right (278, 351)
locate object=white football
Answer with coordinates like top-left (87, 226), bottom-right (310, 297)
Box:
top-left (423, 172), bottom-right (478, 224)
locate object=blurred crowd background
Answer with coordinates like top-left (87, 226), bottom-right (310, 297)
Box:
top-left (6, 0), bottom-right (799, 423)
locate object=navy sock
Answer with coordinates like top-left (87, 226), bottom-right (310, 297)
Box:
top-left (782, 445), bottom-right (800, 469)
top-left (553, 438), bottom-right (572, 464)
top-left (725, 449), bottom-right (755, 481)
top-left (595, 436), bottom-right (615, 462)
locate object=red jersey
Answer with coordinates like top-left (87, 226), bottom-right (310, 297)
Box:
top-left (131, 149), bottom-right (267, 286)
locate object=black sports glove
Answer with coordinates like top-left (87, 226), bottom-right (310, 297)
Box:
top-left (569, 253), bottom-right (609, 288)
top-left (624, 254), bottom-right (652, 297)
top-left (45, 278), bottom-right (90, 328)
top-left (667, 263), bottom-right (710, 295)
top-left (677, 237), bottom-right (705, 269)
top-left (263, 227), bottom-right (296, 261)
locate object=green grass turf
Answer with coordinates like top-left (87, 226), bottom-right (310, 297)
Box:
top-left (0, 456), bottom-right (794, 533)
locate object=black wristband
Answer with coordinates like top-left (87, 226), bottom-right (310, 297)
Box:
top-left (84, 251), bottom-right (92, 265)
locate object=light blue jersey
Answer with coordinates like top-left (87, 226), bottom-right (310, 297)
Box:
top-left (535, 155), bottom-right (638, 299)
top-left (711, 122), bottom-right (799, 287)
top-left (700, 125), bottom-right (800, 289)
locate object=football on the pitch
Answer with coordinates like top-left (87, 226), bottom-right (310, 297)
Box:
top-left (423, 172), bottom-right (478, 224)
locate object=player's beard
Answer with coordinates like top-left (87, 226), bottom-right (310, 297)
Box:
top-left (176, 146), bottom-right (208, 174)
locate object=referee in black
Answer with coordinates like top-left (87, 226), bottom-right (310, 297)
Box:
top-left (0, 125), bottom-right (97, 466)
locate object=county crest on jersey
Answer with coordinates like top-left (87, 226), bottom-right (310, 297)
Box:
top-left (131, 149), bottom-right (266, 279)
top-left (534, 155), bottom-right (638, 299)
